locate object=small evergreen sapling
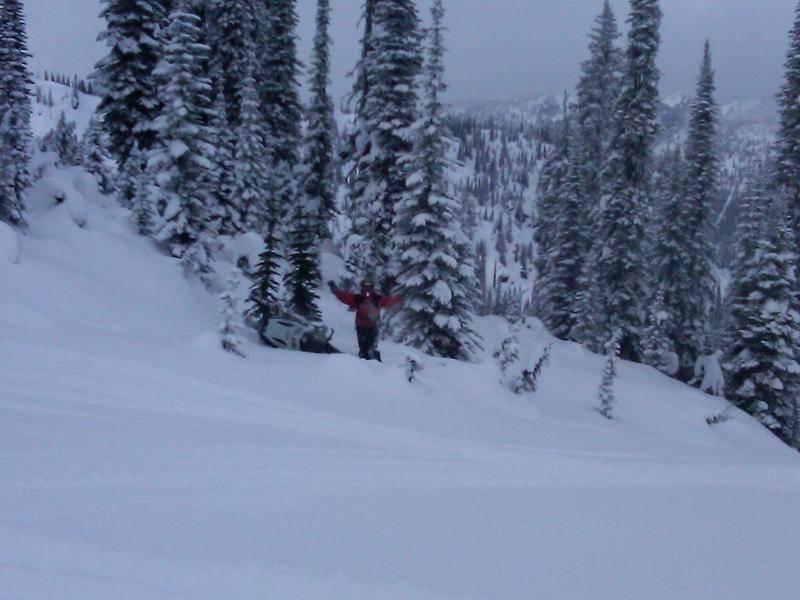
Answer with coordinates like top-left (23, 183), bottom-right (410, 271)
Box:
top-left (513, 343), bottom-right (553, 395)
top-left (219, 267), bottom-right (247, 358)
top-left (597, 332), bottom-right (621, 419)
top-left (81, 118), bottom-right (116, 194)
top-left (405, 354), bottom-right (424, 383)
top-left (493, 333), bottom-right (520, 375)
top-left (41, 112), bottom-right (82, 166)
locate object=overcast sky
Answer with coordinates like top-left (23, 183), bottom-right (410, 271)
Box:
top-left (23, 0), bottom-right (798, 104)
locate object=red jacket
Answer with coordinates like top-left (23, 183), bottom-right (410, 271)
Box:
top-left (332, 288), bottom-right (403, 328)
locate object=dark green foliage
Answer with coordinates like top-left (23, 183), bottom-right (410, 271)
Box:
top-left (0, 0), bottom-right (33, 226)
top-left (41, 112), bottom-right (82, 167)
top-left (94, 0), bottom-right (168, 165)
top-left (593, 0), bottom-right (662, 361)
top-left (725, 188), bottom-right (800, 448)
top-left (394, 0), bottom-right (480, 360)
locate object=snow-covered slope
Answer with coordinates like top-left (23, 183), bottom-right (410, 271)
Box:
top-left (3, 163), bottom-right (800, 598)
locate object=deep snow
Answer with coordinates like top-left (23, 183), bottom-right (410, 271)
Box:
top-left (2, 108), bottom-right (800, 598)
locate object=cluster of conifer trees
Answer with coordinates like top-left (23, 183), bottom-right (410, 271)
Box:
top-left (533, 0), bottom-right (800, 448)
top-left (3, 0), bottom-right (800, 447)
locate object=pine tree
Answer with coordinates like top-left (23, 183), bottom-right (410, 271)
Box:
top-left (233, 58), bottom-right (271, 234)
top-left (675, 40), bottom-right (720, 376)
top-left (593, 0), bottom-right (662, 361)
top-left (248, 222), bottom-right (282, 341)
top-left (208, 0), bottom-right (256, 126)
top-left (149, 1), bottom-right (218, 273)
top-left (571, 0), bottom-right (623, 347)
top-left (574, 0), bottom-right (622, 229)
top-left (94, 0), bottom-right (168, 165)
top-left (534, 104), bottom-right (573, 336)
top-left (343, 0), bottom-right (422, 289)
top-left (725, 193), bottom-right (800, 447)
top-left (41, 112), bottom-right (82, 167)
top-left (641, 284), bottom-right (677, 375)
top-left (598, 332), bottom-right (621, 419)
top-left (303, 0), bottom-right (338, 239)
top-left (82, 118), bottom-right (117, 194)
top-left (211, 86), bottom-right (240, 236)
top-left (394, 0), bottom-right (480, 360)
top-left (776, 1), bottom-right (800, 253)
top-left (650, 146), bottom-right (691, 373)
top-left (0, 0), bottom-right (33, 226)
top-left (219, 267), bottom-right (247, 357)
top-left (258, 0), bottom-right (303, 231)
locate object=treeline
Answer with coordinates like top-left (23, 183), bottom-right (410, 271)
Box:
top-left (532, 0), bottom-right (800, 448)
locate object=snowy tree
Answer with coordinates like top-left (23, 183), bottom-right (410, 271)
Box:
top-left (776, 1), bottom-right (800, 253)
top-left (94, 0), bottom-right (168, 165)
top-left (257, 0), bottom-right (303, 229)
top-left (571, 0), bottom-right (623, 348)
top-left (0, 0), bottom-right (33, 226)
top-left (41, 112), bottom-right (82, 167)
top-left (148, 1), bottom-right (218, 274)
top-left (219, 267), bottom-right (247, 357)
top-left (248, 223), bottom-right (282, 342)
top-left (574, 0), bottom-right (622, 239)
top-left (211, 86), bottom-right (240, 236)
top-left (535, 102), bottom-right (583, 340)
top-left (641, 285), bottom-right (678, 376)
top-left (208, 0), bottom-right (256, 126)
top-left (302, 0), bottom-right (338, 239)
top-left (393, 0), bottom-right (480, 360)
top-left (725, 189), bottom-right (800, 448)
top-left (343, 0), bottom-right (423, 289)
top-left (592, 0), bottom-right (662, 361)
top-left (597, 332), bottom-right (621, 419)
top-left (82, 118), bottom-right (117, 194)
top-left (678, 40), bottom-right (719, 375)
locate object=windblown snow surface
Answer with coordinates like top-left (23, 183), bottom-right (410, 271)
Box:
top-left (2, 165), bottom-right (800, 599)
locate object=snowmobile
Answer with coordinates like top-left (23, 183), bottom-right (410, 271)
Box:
top-left (262, 314), bottom-right (341, 355)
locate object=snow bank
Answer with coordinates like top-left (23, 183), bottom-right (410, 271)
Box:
top-left (0, 222), bottom-right (20, 264)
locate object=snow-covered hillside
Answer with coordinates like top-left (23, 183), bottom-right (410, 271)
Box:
top-left (3, 124), bottom-right (800, 597)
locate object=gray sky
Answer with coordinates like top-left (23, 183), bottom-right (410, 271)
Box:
top-left (24, 0), bottom-right (798, 104)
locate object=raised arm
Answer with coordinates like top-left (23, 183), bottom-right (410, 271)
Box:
top-left (328, 281), bottom-right (358, 309)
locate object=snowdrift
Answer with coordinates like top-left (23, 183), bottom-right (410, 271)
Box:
top-left (2, 157), bottom-right (800, 598)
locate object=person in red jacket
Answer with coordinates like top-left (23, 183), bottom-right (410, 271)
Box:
top-left (328, 278), bottom-right (403, 362)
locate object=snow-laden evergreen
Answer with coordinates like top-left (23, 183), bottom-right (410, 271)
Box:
top-left (258, 0), bottom-right (302, 232)
top-left (534, 104), bottom-right (585, 342)
top-left (233, 61), bottom-right (271, 235)
top-left (776, 1), bottom-right (800, 246)
top-left (148, 1), bottom-right (218, 274)
top-left (41, 112), bottom-right (82, 167)
top-left (394, 0), bottom-right (480, 361)
top-left (592, 0), bottom-right (662, 360)
top-left (678, 40), bottom-right (719, 375)
top-left (94, 0), bottom-right (168, 165)
top-left (725, 189), bottom-right (800, 448)
top-left (302, 0), bottom-right (338, 239)
top-left (571, 0), bottom-right (623, 348)
top-left (219, 267), bottom-right (247, 357)
top-left (208, 0), bottom-right (256, 127)
top-left (81, 117), bottom-right (116, 195)
top-left (0, 0), bottom-right (33, 226)
top-left (343, 0), bottom-right (422, 289)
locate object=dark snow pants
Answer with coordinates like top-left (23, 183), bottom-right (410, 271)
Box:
top-left (356, 326), bottom-right (381, 362)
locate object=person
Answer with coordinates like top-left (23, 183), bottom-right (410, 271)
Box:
top-left (328, 278), bottom-right (402, 361)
